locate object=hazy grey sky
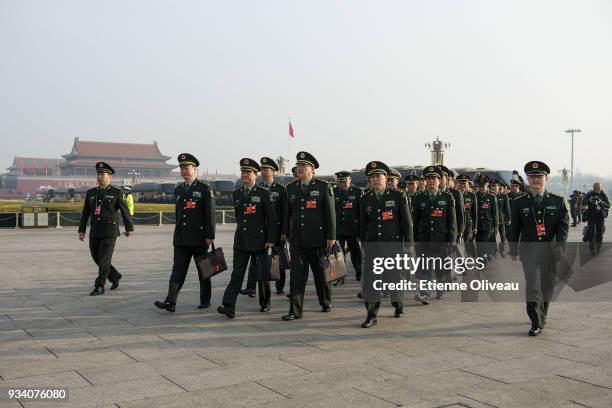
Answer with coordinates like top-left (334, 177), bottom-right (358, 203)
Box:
top-left (2, 0), bottom-right (611, 177)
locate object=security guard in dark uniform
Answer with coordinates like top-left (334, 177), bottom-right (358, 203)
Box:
top-left (217, 158), bottom-right (276, 318)
top-left (474, 174), bottom-right (499, 262)
top-left (240, 157), bottom-right (289, 296)
top-left (360, 161), bottom-right (413, 328)
top-left (456, 174), bottom-right (478, 255)
top-left (333, 171), bottom-right (362, 285)
top-left (510, 161), bottom-right (569, 336)
top-left (79, 162), bottom-right (134, 295)
top-left (413, 166), bottom-right (457, 304)
top-left (581, 183), bottom-right (610, 254)
top-left (282, 151), bottom-right (336, 321)
top-left (155, 153), bottom-right (215, 312)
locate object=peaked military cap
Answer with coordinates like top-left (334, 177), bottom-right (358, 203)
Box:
top-left (510, 179), bottom-right (521, 185)
top-left (95, 161), bottom-right (115, 174)
top-left (365, 161), bottom-right (390, 176)
top-left (423, 165), bottom-right (442, 178)
top-left (387, 168), bottom-right (402, 179)
top-left (404, 174), bottom-right (420, 183)
top-left (335, 170), bottom-right (351, 180)
top-left (296, 151), bottom-right (319, 169)
top-left (291, 166), bottom-right (298, 176)
top-left (437, 165), bottom-right (452, 178)
top-left (260, 157), bottom-right (279, 171)
top-left (178, 153), bottom-right (199, 167)
top-left (474, 173), bottom-right (490, 185)
top-left (455, 174), bottom-right (471, 182)
top-left (240, 158), bottom-right (261, 172)
top-left (524, 160), bottom-right (550, 176)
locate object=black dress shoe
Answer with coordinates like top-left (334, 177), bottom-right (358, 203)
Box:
top-left (260, 305), bottom-right (271, 312)
top-left (276, 290), bottom-right (285, 295)
top-left (110, 275), bottom-right (122, 290)
top-left (357, 292), bottom-right (363, 299)
top-left (282, 314), bottom-right (302, 321)
top-left (361, 316), bottom-right (377, 328)
top-left (528, 327), bottom-right (542, 336)
top-left (394, 308), bottom-right (404, 318)
top-left (285, 293), bottom-right (291, 299)
top-left (217, 305), bottom-right (235, 318)
top-left (435, 291), bottom-right (445, 300)
top-left (356, 275), bottom-right (361, 281)
top-left (332, 279), bottom-right (345, 287)
top-left (154, 300), bottom-right (176, 312)
top-left (90, 286), bottom-right (104, 296)
top-left (198, 302), bottom-right (210, 309)
top-left (321, 304), bottom-right (332, 313)
top-left (239, 288), bottom-right (254, 296)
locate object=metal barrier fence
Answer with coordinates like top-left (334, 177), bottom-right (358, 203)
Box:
top-left (0, 210), bottom-right (237, 228)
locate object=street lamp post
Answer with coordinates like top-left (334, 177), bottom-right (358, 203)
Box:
top-left (565, 129), bottom-right (581, 193)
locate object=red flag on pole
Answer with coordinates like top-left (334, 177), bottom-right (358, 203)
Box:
top-left (289, 119), bottom-right (295, 138)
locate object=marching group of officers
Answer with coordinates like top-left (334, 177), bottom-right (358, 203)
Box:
top-left (79, 150), bottom-right (608, 336)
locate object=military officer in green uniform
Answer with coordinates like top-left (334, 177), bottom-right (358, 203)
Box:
top-left (491, 179), bottom-right (511, 257)
top-left (217, 158), bottom-right (276, 318)
top-left (283, 151), bottom-right (336, 321)
top-left (333, 171), bottom-right (362, 286)
top-left (510, 161), bottom-right (569, 336)
top-left (386, 168), bottom-right (402, 190)
top-left (79, 162), bottom-right (134, 295)
top-left (413, 166), bottom-right (457, 304)
top-left (474, 174), bottom-right (499, 262)
top-left (155, 153), bottom-right (215, 312)
top-left (456, 174), bottom-right (478, 256)
top-left (360, 161), bottom-right (413, 328)
top-left (438, 165), bottom-right (464, 242)
top-left (240, 157), bottom-right (289, 296)
top-left (404, 173), bottom-right (420, 219)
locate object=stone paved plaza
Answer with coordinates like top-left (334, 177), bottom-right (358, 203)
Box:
top-left (1, 221), bottom-right (612, 408)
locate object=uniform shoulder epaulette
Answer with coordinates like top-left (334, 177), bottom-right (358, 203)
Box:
top-left (288, 179), bottom-right (300, 187)
top-left (233, 186), bottom-right (243, 193)
top-left (197, 180), bottom-right (211, 188)
top-left (548, 192), bottom-right (563, 200)
top-left (314, 178), bottom-right (329, 185)
top-left (514, 192), bottom-right (529, 200)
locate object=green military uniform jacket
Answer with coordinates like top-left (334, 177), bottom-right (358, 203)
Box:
top-left (510, 191), bottom-right (569, 255)
top-left (412, 190), bottom-right (457, 242)
top-left (173, 179), bottom-right (216, 247)
top-left (334, 185), bottom-right (362, 237)
top-left (462, 191), bottom-right (478, 233)
top-left (507, 191), bottom-right (522, 215)
top-left (79, 185), bottom-right (134, 238)
top-left (444, 188), bottom-right (464, 238)
top-left (260, 180), bottom-right (288, 244)
top-left (476, 191), bottom-right (499, 239)
top-left (287, 178), bottom-right (336, 248)
top-left (359, 188), bottom-right (413, 242)
top-left (233, 184), bottom-right (276, 251)
top-left (496, 192), bottom-right (512, 226)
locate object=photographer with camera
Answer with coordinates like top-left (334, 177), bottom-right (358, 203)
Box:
top-left (581, 182), bottom-right (609, 254)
